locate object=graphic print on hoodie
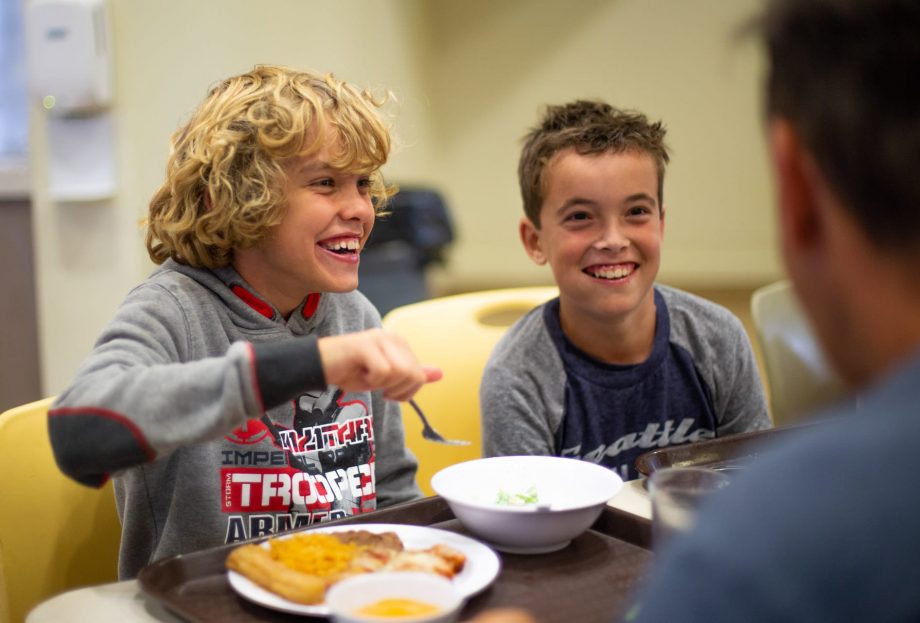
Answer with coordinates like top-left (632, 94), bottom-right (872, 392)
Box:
top-left (221, 386), bottom-right (376, 543)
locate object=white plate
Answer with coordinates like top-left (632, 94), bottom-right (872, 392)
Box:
top-left (226, 523), bottom-right (502, 617)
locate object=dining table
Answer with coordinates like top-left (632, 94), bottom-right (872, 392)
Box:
top-left (26, 479), bottom-right (652, 623)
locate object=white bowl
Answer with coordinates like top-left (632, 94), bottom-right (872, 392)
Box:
top-left (431, 456), bottom-right (623, 554)
top-left (326, 572), bottom-right (464, 623)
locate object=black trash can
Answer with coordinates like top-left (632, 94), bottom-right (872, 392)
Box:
top-left (358, 187), bottom-right (455, 317)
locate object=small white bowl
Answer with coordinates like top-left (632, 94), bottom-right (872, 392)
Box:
top-left (326, 572), bottom-right (464, 623)
top-left (431, 456), bottom-right (623, 554)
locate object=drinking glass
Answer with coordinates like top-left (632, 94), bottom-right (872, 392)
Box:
top-left (648, 466), bottom-right (731, 548)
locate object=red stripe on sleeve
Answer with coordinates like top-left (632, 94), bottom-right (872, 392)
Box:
top-left (245, 342), bottom-right (267, 414)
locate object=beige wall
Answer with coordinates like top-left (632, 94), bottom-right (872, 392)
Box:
top-left (421, 0), bottom-right (778, 291)
top-left (29, 0), bottom-right (782, 396)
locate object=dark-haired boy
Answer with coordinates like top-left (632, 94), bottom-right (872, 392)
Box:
top-left (480, 100), bottom-right (770, 480)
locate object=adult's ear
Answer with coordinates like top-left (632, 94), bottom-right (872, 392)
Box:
top-left (769, 118), bottom-right (824, 256)
top-left (519, 217), bottom-right (547, 265)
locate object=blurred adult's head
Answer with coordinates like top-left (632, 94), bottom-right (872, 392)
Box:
top-left (761, 0), bottom-right (920, 387)
top-left (764, 0), bottom-right (920, 252)
top-left (145, 65), bottom-right (394, 268)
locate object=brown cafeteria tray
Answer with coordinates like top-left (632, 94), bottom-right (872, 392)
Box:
top-left (138, 496), bottom-right (652, 623)
top-left (634, 423), bottom-right (810, 477)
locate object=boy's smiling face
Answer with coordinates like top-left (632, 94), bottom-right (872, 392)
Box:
top-left (233, 144), bottom-right (376, 317)
top-left (521, 148), bottom-right (664, 336)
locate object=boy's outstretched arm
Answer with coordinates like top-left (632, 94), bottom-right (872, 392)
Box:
top-left (49, 287), bottom-right (440, 488)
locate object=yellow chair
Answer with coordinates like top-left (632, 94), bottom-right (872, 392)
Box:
top-left (0, 398), bottom-right (121, 623)
top-left (750, 281), bottom-right (848, 426)
top-left (383, 286), bottom-right (559, 495)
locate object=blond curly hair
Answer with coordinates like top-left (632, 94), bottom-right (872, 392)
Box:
top-left (145, 65), bottom-right (395, 268)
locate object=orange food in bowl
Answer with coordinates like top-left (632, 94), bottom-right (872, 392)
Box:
top-left (355, 598), bottom-right (441, 619)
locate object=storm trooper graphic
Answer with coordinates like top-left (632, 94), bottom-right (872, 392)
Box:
top-left (281, 387), bottom-right (375, 516)
top-left (220, 385), bottom-right (377, 543)
top-left (295, 388), bottom-right (372, 465)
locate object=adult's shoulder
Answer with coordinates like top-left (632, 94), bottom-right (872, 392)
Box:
top-left (699, 397), bottom-right (920, 566)
top-left (705, 352), bottom-right (920, 545)
top-left (634, 382), bottom-right (920, 623)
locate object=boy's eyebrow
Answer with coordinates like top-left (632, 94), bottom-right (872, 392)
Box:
top-left (623, 192), bottom-right (658, 206)
top-left (290, 160), bottom-right (375, 177)
top-left (556, 196), bottom-right (599, 212)
top-left (556, 192), bottom-right (658, 213)
top-left (291, 160), bottom-right (335, 176)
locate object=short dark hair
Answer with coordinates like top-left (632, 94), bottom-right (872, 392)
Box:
top-left (518, 100), bottom-right (670, 227)
top-left (762, 0), bottom-right (920, 253)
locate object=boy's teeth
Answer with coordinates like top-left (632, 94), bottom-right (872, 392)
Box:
top-left (322, 239), bottom-right (359, 251)
top-left (591, 266), bottom-right (633, 279)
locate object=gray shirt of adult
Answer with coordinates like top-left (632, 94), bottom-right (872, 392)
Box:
top-left (629, 349), bottom-right (920, 622)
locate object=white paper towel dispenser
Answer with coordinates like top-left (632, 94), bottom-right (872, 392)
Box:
top-left (26, 0), bottom-right (112, 114)
top-left (26, 0), bottom-right (116, 201)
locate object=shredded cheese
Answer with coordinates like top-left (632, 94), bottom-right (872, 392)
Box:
top-left (268, 534), bottom-right (360, 577)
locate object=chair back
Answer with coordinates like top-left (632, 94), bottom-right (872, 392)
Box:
top-left (0, 398), bottom-right (121, 623)
top-left (750, 281), bottom-right (847, 426)
top-left (383, 287), bottom-right (558, 495)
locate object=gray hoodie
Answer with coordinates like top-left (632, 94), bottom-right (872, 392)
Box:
top-left (49, 259), bottom-right (421, 579)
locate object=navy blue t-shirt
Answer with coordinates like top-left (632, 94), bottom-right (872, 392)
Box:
top-left (545, 291), bottom-right (718, 480)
